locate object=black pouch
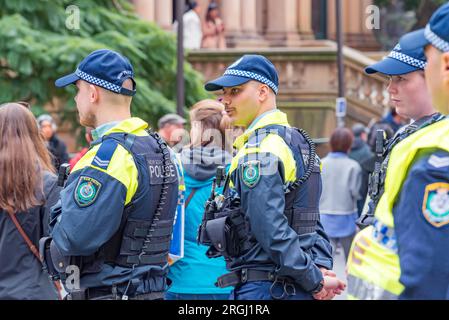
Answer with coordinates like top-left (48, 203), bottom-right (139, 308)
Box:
top-left (224, 217), bottom-right (241, 257)
top-left (205, 217), bottom-right (228, 253)
top-left (198, 220), bottom-right (212, 246)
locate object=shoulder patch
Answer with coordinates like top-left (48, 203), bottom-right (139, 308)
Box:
top-left (74, 176), bottom-right (102, 208)
top-left (422, 182), bottom-right (449, 228)
top-left (428, 155), bottom-right (449, 169)
top-left (241, 160), bottom-right (261, 188)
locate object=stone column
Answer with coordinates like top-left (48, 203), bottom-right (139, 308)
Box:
top-left (133, 0), bottom-right (155, 22)
top-left (327, 0), bottom-right (336, 41)
top-left (346, 0), bottom-right (380, 50)
top-left (155, 0), bottom-right (173, 31)
top-left (234, 0), bottom-right (267, 47)
top-left (241, 0), bottom-right (257, 34)
top-left (347, 0), bottom-right (362, 34)
top-left (298, 0), bottom-right (315, 40)
top-left (266, 0), bottom-right (301, 46)
top-left (362, 0), bottom-right (374, 35)
top-left (221, 0), bottom-right (242, 47)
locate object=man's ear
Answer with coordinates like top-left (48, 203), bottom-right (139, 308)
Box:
top-left (258, 84), bottom-right (270, 102)
top-left (442, 52), bottom-right (449, 89)
top-left (88, 84), bottom-right (99, 103)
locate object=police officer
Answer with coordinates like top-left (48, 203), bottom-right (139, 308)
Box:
top-left (203, 55), bottom-right (345, 300)
top-left (347, 4), bottom-right (449, 300)
top-left (356, 42), bottom-right (444, 228)
top-left (42, 49), bottom-right (179, 300)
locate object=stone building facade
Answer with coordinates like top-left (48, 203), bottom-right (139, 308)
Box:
top-left (132, 0), bottom-right (379, 51)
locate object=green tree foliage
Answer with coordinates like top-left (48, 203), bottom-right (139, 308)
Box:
top-left (0, 0), bottom-right (209, 131)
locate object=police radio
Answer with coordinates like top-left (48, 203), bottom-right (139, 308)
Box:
top-left (356, 129), bottom-right (386, 229)
top-left (197, 166), bottom-right (243, 258)
top-left (198, 166), bottom-right (226, 246)
top-left (57, 163), bottom-right (71, 187)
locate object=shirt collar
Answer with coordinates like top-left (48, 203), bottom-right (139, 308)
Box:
top-left (233, 109), bottom-right (290, 150)
top-left (92, 121), bottom-right (121, 141)
top-left (247, 109), bottom-right (279, 130)
top-left (92, 118), bottom-right (149, 142)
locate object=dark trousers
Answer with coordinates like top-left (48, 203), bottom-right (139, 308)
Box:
top-left (229, 281), bottom-right (314, 300)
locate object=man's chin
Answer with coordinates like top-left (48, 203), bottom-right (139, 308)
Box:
top-left (79, 115), bottom-right (95, 128)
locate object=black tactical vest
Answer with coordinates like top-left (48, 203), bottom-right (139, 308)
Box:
top-left (72, 131), bottom-right (179, 274)
top-left (200, 124), bottom-right (321, 259)
top-left (246, 125), bottom-right (321, 236)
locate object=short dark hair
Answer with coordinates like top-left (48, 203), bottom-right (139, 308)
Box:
top-left (330, 127), bottom-right (354, 153)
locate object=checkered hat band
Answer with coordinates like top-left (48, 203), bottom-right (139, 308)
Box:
top-left (224, 69), bottom-right (278, 94)
top-left (425, 24), bottom-right (449, 53)
top-left (76, 69), bottom-right (122, 93)
top-left (388, 51), bottom-right (427, 70)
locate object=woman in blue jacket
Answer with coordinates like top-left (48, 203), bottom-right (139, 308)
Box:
top-left (167, 99), bottom-right (233, 300)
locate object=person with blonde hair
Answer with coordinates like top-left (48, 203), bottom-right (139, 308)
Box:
top-left (0, 102), bottom-right (60, 300)
top-left (167, 99), bottom-right (233, 300)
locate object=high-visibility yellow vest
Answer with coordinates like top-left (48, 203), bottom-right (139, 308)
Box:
top-left (347, 118), bottom-right (449, 300)
top-left (229, 111), bottom-right (297, 185)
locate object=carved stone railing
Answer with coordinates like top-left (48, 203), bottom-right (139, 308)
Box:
top-left (343, 46), bottom-right (389, 125)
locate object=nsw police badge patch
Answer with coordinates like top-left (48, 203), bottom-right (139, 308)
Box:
top-left (241, 160), bottom-right (261, 188)
top-left (74, 176), bottom-right (102, 208)
top-left (422, 183), bottom-right (449, 228)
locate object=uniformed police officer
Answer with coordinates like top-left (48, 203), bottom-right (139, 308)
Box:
top-left (42, 49), bottom-right (179, 300)
top-left (347, 4), bottom-right (449, 300)
top-left (203, 55), bottom-right (346, 300)
top-left (355, 42), bottom-right (444, 228)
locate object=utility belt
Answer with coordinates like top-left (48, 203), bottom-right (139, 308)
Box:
top-left (216, 268), bottom-right (298, 300)
top-left (66, 284), bottom-right (165, 301)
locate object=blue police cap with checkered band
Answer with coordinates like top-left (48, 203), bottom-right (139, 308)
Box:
top-left (55, 49), bottom-right (136, 96)
top-left (365, 43), bottom-right (427, 75)
top-left (399, 3), bottom-right (449, 53)
top-left (205, 55), bottom-right (279, 94)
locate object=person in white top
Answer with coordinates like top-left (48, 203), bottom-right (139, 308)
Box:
top-left (174, 1), bottom-right (203, 50)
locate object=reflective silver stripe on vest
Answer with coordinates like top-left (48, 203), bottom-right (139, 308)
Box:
top-left (348, 274), bottom-right (398, 300)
